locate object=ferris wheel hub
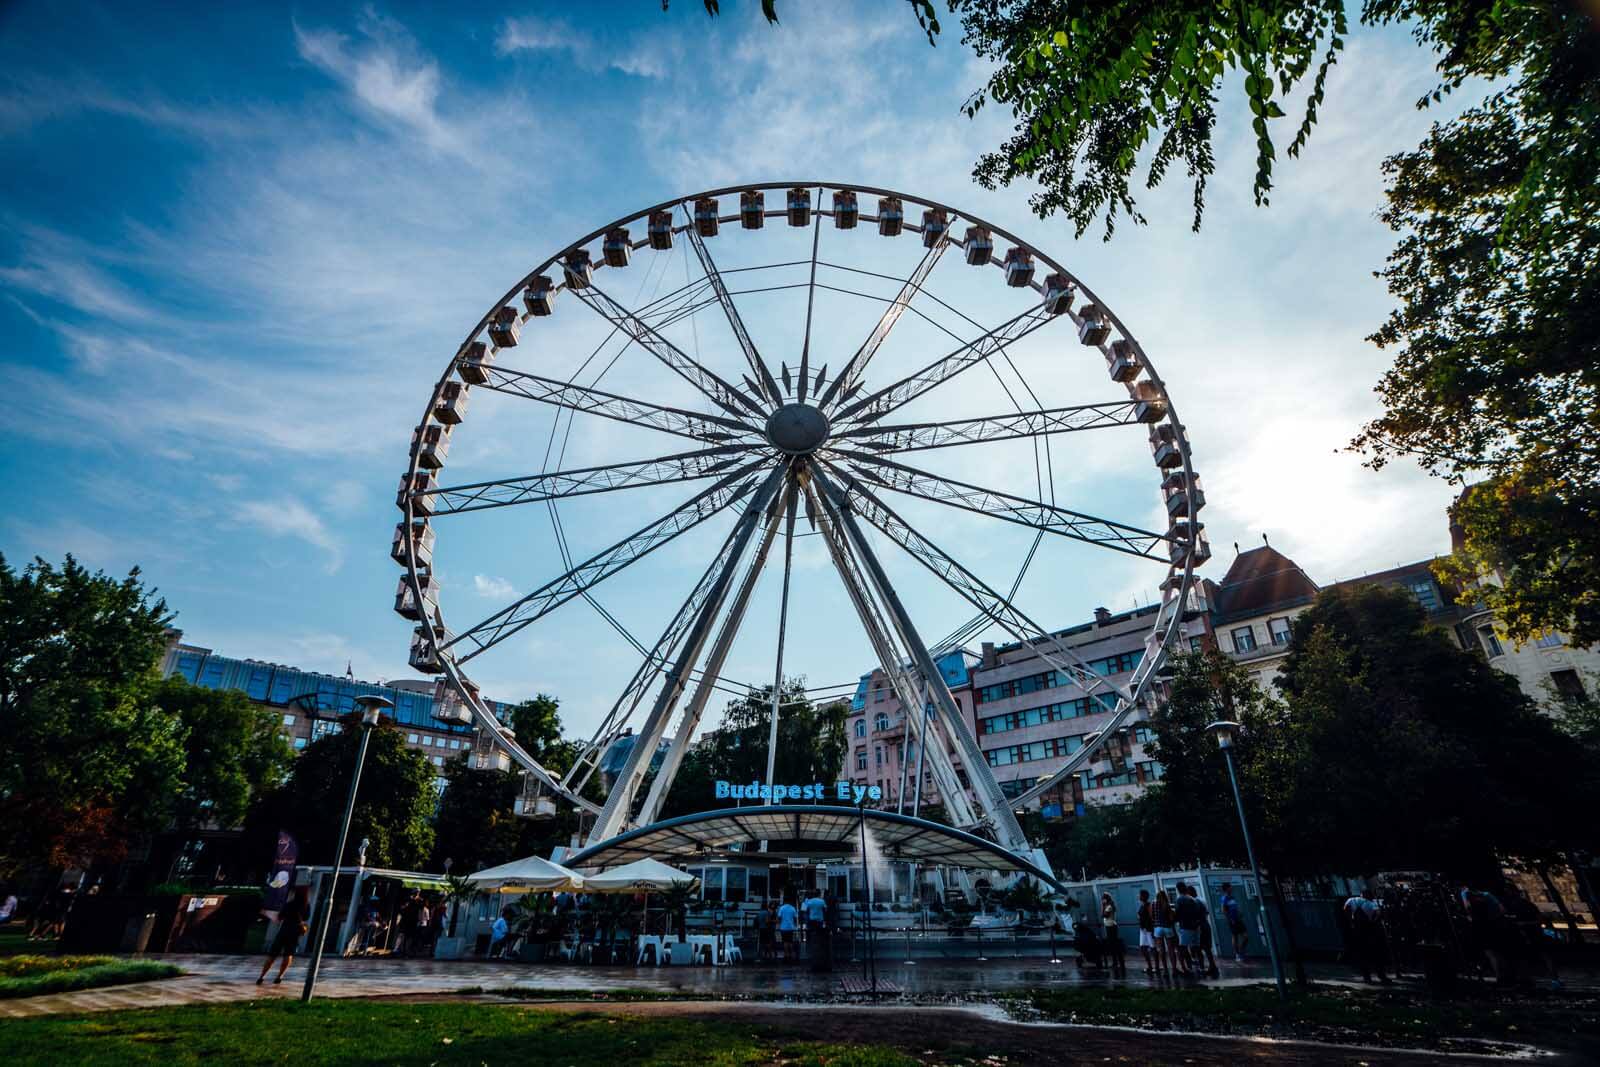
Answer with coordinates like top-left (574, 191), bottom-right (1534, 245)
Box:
top-left (765, 402), bottom-right (830, 455)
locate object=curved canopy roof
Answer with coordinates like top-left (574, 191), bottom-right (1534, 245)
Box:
top-left (566, 805), bottom-right (1061, 889)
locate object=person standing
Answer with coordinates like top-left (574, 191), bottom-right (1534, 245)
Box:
top-left (757, 899), bottom-right (776, 962)
top-left (1218, 882), bottom-right (1248, 962)
top-left (802, 889), bottom-right (828, 972)
top-left (1101, 893), bottom-right (1127, 977)
top-left (1136, 889), bottom-right (1159, 975)
top-left (0, 889), bottom-right (17, 927)
top-left (1345, 888), bottom-right (1390, 983)
top-left (1152, 889), bottom-right (1179, 976)
top-left (1171, 883), bottom-right (1200, 975)
top-left (257, 889), bottom-right (308, 985)
top-left (777, 895), bottom-right (799, 962)
top-left (1184, 885), bottom-right (1219, 978)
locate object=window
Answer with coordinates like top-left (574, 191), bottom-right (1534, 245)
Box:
top-left (856, 749), bottom-right (868, 771)
top-left (1268, 617), bottom-right (1292, 647)
top-left (854, 719), bottom-right (866, 738)
top-left (874, 712), bottom-right (890, 732)
top-left (293, 737), bottom-right (307, 750)
top-left (983, 735), bottom-right (1084, 767)
top-left (1189, 636), bottom-right (1204, 653)
top-left (1479, 627), bottom-right (1504, 657)
top-left (1231, 626), bottom-right (1257, 653)
top-left (407, 733), bottom-right (419, 743)
top-left (977, 694), bottom-right (1117, 736)
top-left (1138, 760), bottom-right (1165, 782)
top-left (747, 868), bottom-right (769, 904)
top-left (422, 736), bottom-right (433, 746)
top-left (874, 687), bottom-right (885, 702)
top-left (724, 866), bottom-right (747, 904)
top-left (874, 746), bottom-right (883, 767)
top-left (1407, 578), bottom-right (1441, 612)
top-left (282, 713), bottom-right (296, 726)
top-left (1551, 669), bottom-right (1587, 703)
top-left (1536, 631), bottom-right (1564, 649)
top-left (432, 755), bottom-right (444, 766)
top-left (1132, 725), bottom-right (1155, 745)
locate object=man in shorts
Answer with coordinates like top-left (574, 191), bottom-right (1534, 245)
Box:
top-left (777, 895), bottom-right (799, 962)
top-left (1136, 888), bottom-right (1158, 974)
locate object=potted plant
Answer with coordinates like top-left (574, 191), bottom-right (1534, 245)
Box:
top-left (433, 872), bottom-right (475, 960)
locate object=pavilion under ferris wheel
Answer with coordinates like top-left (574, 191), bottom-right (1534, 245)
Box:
top-left (392, 181), bottom-right (1210, 873)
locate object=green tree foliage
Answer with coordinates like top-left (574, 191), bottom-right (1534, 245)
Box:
top-left (1354, 2), bottom-right (1600, 644)
top-left (253, 717), bottom-right (436, 869)
top-left (0, 554), bottom-right (183, 874)
top-left (427, 755), bottom-right (586, 874)
top-left (658, 679), bottom-right (849, 818)
top-left (153, 676), bottom-right (293, 831)
top-left (508, 694), bottom-right (564, 761)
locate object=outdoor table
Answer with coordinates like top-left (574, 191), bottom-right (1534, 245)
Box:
top-left (635, 934), bottom-right (665, 966)
top-left (687, 933), bottom-right (720, 965)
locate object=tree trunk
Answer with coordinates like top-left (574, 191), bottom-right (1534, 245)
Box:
top-left (1536, 862), bottom-right (1584, 945)
top-left (1269, 874), bottom-right (1308, 985)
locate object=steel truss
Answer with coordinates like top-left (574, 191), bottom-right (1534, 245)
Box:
top-left (398, 181), bottom-right (1203, 862)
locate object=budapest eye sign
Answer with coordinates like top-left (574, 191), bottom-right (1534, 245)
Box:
top-left (715, 780), bottom-right (883, 805)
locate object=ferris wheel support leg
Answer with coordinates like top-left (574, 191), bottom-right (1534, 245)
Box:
top-left (811, 466), bottom-right (1032, 856)
top-left (586, 466), bottom-right (786, 846)
top-left (634, 479), bottom-right (790, 828)
top-left (802, 478), bottom-right (979, 830)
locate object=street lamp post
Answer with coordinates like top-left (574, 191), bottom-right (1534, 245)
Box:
top-left (301, 695), bottom-right (392, 1003)
top-left (1204, 719), bottom-right (1287, 1002)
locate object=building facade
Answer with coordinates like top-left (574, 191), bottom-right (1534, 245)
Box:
top-left (161, 636), bottom-right (517, 791)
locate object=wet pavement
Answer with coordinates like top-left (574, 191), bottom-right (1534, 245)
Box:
top-left (0, 950), bottom-right (1369, 1018)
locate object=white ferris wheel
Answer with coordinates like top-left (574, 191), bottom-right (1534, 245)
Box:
top-left (394, 181), bottom-right (1208, 859)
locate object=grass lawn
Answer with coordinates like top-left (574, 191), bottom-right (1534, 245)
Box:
top-left (0, 1001), bottom-right (918, 1066)
top-left (0, 955), bottom-right (182, 999)
top-left (1007, 982), bottom-right (1600, 1050)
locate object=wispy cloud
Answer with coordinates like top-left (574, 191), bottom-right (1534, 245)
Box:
top-left (238, 497), bottom-right (344, 574)
top-left (293, 13), bottom-right (463, 153)
top-left (473, 573), bottom-right (516, 599)
top-left (496, 15), bottom-right (671, 78)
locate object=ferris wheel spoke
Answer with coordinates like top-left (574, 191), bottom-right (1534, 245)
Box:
top-left (444, 461), bottom-right (773, 662)
top-left (563, 487), bottom-right (779, 796)
top-left (816, 239), bottom-right (951, 411)
top-left (831, 302), bottom-right (1061, 428)
top-left (684, 219), bottom-right (783, 405)
top-left (808, 465), bottom-right (1029, 850)
top-left (835, 400), bottom-right (1144, 454)
top-left (570, 280), bottom-right (767, 421)
top-left (426, 445), bottom-right (763, 515)
top-left (476, 364), bottom-right (763, 446)
top-left (833, 450), bottom-right (1170, 560)
top-left (813, 460), bottom-right (1133, 707)
top-left (796, 187), bottom-right (822, 403)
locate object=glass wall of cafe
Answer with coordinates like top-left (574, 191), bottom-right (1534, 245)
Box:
top-left (683, 855), bottom-right (923, 910)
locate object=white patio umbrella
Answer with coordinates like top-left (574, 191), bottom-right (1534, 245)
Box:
top-left (580, 859), bottom-right (698, 945)
top-left (465, 854), bottom-right (584, 894)
top-left (580, 858), bottom-right (697, 892)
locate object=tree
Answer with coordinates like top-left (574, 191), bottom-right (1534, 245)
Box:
top-left (509, 694), bottom-right (565, 762)
top-left (254, 716), bottom-right (437, 870)
top-left (657, 679), bottom-right (850, 818)
top-left (0, 554), bottom-right (184, 875)
top-left (154, 676), bottom-right (293, 831)
top-left (1271, 584), bottom-right (1593, 876)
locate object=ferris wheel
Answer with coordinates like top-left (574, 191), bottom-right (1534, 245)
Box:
top-left (393, 181), bottom-right (1209, 858)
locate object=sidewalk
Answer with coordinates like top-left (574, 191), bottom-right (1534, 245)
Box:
top-left (0, 951), bottom-right (1412, 1018)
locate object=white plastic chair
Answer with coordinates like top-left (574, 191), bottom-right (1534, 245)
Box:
top-left (722, 934), bottom-right (742, 964)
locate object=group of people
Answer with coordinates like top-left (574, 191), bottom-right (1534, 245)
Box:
top-left (757, 891), bottom-right (835, 971)
top-left (1, 883), bottom-right (83, 943)
top-left (1132, 881), bottom-right (1247, 979)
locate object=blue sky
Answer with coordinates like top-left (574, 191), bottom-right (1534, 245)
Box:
top-left (1, 3), bottom-right (1470, 736)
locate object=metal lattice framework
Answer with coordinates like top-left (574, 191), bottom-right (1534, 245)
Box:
top-left (395, 181), bottom-right (1209, 860)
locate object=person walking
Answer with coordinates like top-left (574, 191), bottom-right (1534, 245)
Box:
top-left (777, 895), bottom-right (799, 963)
top-left (1152, 889), bottom-right (1179, 976)
top-left (1101, 893), bottom-right (1126, 977)
top-left (1136, 889), bottom-right (1160, 975)
top-left (257, 890), bottom-right (308, 985)
top-left (1218, 882), bottom-right (1248, 962)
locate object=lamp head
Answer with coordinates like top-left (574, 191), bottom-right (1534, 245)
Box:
top-left (1204, 719), bottom-right (1243, 750)
top-left (354, 694), bottom-right (394, 727)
